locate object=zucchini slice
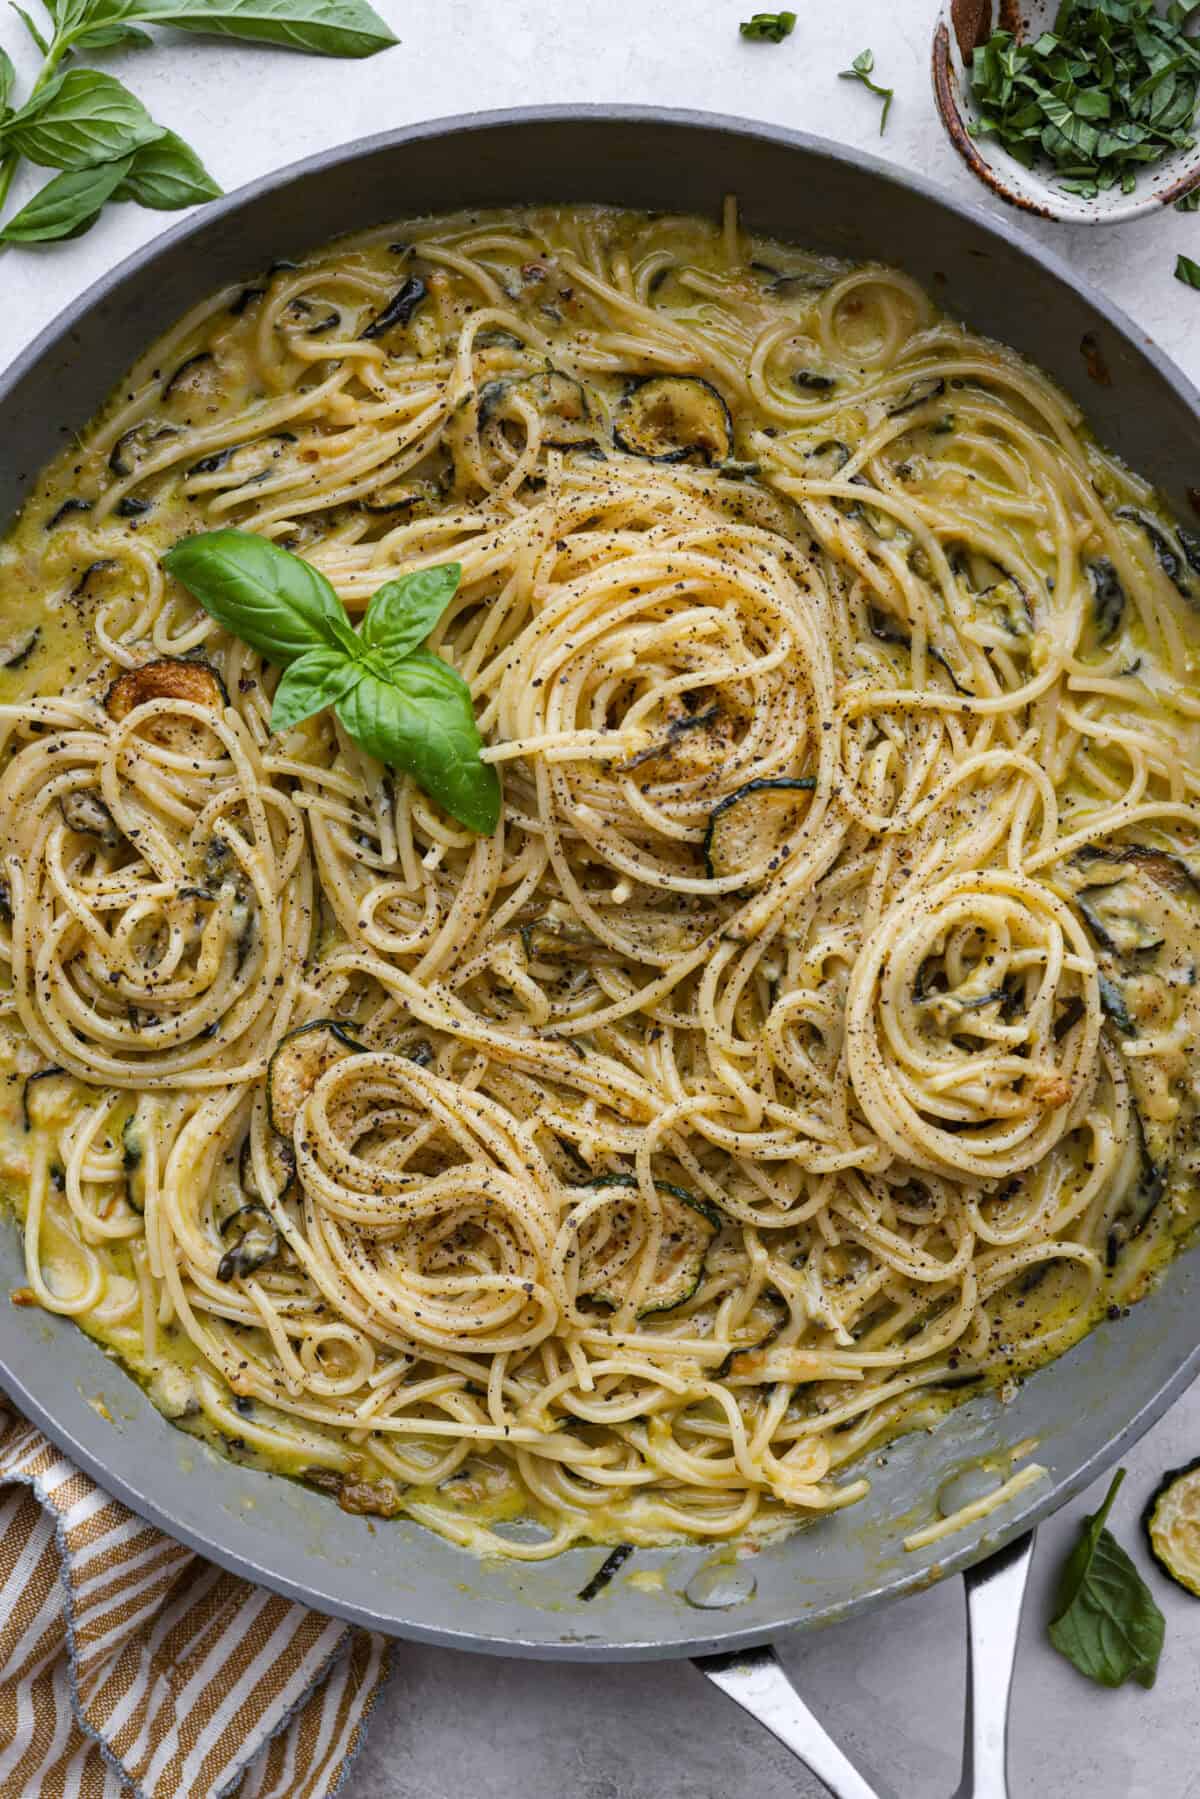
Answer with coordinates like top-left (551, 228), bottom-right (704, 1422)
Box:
top-left (1078, 887), bottom-right (1164, 957)
top-left (1086, 559), bottom-right (1126, 642)
top-left (0, 628), bottom-right (39, 669)
top-left (478, 370), bottom-right (593, 446)
top-left (123, 1112), bottom-right (147, 1213)
top-left (59, 789), bottom-right (122, 849)
top-left (614, 377), bottom-right (732, 465)
top-left (583, 1174), bottom-right (719, 1316)
top-left (216, 1204), bottom-right (281, 1282)
top-left (106, 657), bottom-right (228, 722)
top-left (266, 1019), bottom-right (368, 1136)
top-left (239, 1133), bottom-right (297, 1203)
top-left (703, 776), bottom-right (816, 884)
top-left (21, 1067), bottom-right (73, 1132)
top-left (108, 422), bottom-right (178, 479)
top-left (1145, 1460), bottom-right (1200, 1598)
top-left (1116, 507), bottom-right (1191, 599)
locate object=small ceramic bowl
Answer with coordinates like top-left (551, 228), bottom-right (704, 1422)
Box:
top-left (932, 0), bottom-right (1200, 222)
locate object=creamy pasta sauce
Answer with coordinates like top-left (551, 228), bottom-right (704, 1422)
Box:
top-left (0, 202), bottom-right (1197, 1556)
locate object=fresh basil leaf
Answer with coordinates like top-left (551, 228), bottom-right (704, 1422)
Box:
top-left (1176, 186), bottom-right (1200, 209)
top-left (162, 529), bottom-right (354, 664)
top-left (839, 46), bottom-right (894, 133)
top-left (0, 153), bottom-right (131, 241)
top-left (115, 130), bottom-right (220, 208)
top-left (270, 644), bottom-right (364, 733)
top-left (1176, 252), bottom-right (1200, 288)
top-left (1048, 1469), bottom-right (1165, 1689)
top-left (0, 45), bottom-right (13, 111)
top-left (71, 18), bottom-right (153, 44)
top-left (49, 0), bottom-right (97, 33)
top-left (335, 651), bottom-right (500, 834)
top-left (10, 1), bottom-right (51, 51)
top-left (361, 562), bottom-right (462, 662)
top-left (72, 0), bottom-right (397, 57)
top-left (4, 70), bottom-right (163, 171)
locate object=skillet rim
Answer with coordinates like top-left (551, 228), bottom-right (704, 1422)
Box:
top-left (1, 102), bottom-right (1198, 1658)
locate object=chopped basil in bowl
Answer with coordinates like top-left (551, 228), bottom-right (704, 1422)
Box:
top-left (933, 0), bottom-right (1200, 223)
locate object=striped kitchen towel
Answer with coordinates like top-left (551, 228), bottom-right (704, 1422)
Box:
top-left (0, 1405), bottom-right (392, 1799)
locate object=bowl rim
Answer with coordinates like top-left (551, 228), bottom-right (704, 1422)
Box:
top-left (3, 103), bottom-right (1200, 1659)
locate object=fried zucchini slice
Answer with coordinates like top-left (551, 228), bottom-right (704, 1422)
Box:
top-left (703, 776), bottom-right (816, 884)
top-left (614, 376), bottom-right (733, 465)
top-left (105, 656), bottom-right (228, 722)
top-left (478, 370), bottom-right (593, 446)
top-left (266, 1019), bottom-right (368, 1136)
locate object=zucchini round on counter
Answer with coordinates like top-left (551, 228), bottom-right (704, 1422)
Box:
top-left (478, 370), bottom-right (593, 446)
top-left (584, 1174), bottom-right (719, 1316)
top-left (1144, 1460), bottom-right (1200, 1598)
top-left (703, 776), bottom-right (816, 884)
top-left (267, 1019), bottom-right (368, 1136)
top-left (105, 656), bottom-right (228, 721)
top-left (614, 376), bottom-right (733, 465)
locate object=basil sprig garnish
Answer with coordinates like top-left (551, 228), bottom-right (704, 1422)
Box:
top-left (1048, 1468), bottom-right (1166, 1688)
top-left (163, 530), bottom-right (501, 835)
top-left (0, 0), bottom-right (395, 244)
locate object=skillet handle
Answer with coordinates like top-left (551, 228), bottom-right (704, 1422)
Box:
top-left (693, 1530), bottom-right (1035, 1799)
top-left (953, 1530), bottom-right (1036, 1799)
top-left (694, 1643), bottom-right (892, 1799)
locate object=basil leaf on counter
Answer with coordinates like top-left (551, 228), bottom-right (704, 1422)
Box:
top-left (70, 19), bottom-right (154, 47)
top-left (360, 563), bottom-right (462, 663)
top-left (1176, 253), bottom-right (1200, 289)
top-left (1048, 1469), bottom-right (1166, 1689)
top-left (71, 0), bottom-right (397, 57)
top-left (10, 5), bottom-right (51, 53)
top-left (335, 652), bottom-right (500, 835)
top-left (164, 530), bottom-right (499, 834)
top-left (0, 0), bottom-right (395, 251)
top-left (839, 47), bottom-right (893, 134)
top-left (739, 11), bottom-right (795, 44)
top-left (115, 130), bottom-right (220, 208)
top-left (2, 69), bottom-right (163, 169)
top-left (0, 152), bottom-right (131, 239)
top-left (162, 529), bottom-right (353, 664)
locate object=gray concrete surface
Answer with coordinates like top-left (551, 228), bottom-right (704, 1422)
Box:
top-left (4, 3), bottom-right (1200, 1793)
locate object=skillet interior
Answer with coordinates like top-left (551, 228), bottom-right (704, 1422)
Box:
top-left (0, 107), bottom-right (1197, 1658)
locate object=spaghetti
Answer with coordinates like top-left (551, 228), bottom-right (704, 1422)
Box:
top-left (0, 200), bottom-right (1197, 1556)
